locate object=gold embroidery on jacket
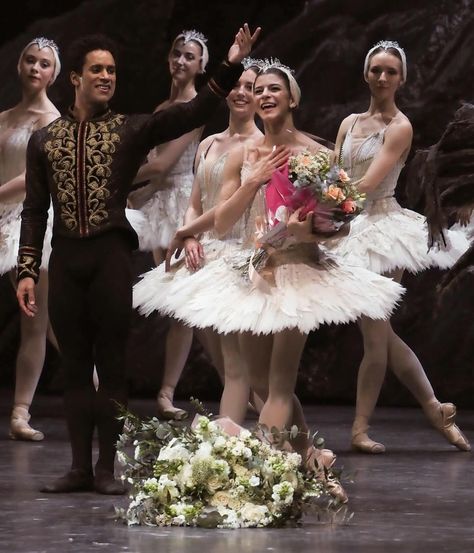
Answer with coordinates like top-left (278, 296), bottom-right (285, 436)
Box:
top-left (85, 116), bottom-right (124, 226)
top-left (44, 115), bottom-right (125, 233)
top-left (17, 254), bottom-right (39, 280)
top-left (45, 120), bottom-right (78, 230)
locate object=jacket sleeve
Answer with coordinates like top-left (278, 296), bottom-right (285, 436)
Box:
top-left (17, 131), bottom-right (50, 283)
top-left (144, 60), bottom-right (243, 149)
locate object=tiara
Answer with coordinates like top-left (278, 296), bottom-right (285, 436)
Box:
top-left (258, 57), bottom-right (295, 75)
top-left (241, 57), bottom-right (264, 70)
top-left (371, 40), bottom-right (405, 55)
top-left (32, 37), bottom-right (60, 54)
top-left (179, 29), bottom-right (208, 45)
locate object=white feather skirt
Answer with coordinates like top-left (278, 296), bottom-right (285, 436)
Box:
top-left (133, 242), bottom-right (405, 335)
top-left (0, 203), bottom-right (53, 275)
top-left (325, 198), bottom-right (469, 275)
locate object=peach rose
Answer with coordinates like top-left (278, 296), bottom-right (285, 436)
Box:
top-left (338, 168), bottom-right (350, 183)
top-left (326, 185), bottom-right (346, 202)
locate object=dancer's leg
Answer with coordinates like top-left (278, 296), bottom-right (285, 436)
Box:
top-left (42, 246), bottom-right (96, 492)
top-left (157, 320), bottom-right (193, 420)
top-left (386, 271), bottom-right (470, 450)
top-left (9, 269), bottom-right (50, 441)
top-left (239, 332), bottom-right (309, 449)
top-left (196, 328), bottom-right (225, 384)
top-left (218, 332), bottom-right (250, 424)
top-left (89, 232), bottom-right (133, 493)
top-left (259, 329), bottom-right (307, 433)
top-left (352, 316), bottom-right (390, 453)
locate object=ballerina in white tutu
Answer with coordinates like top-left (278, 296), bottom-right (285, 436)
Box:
top-left (128, 30), bottom-right (209, 420)
top-left (0, 37), bottom-right (60, 440)
top-left (134, 60), bottom-right (263, 423)
top-left (329, 40), bottom-right (470, 453)
top-left (135, 59), bottom-right (404, 461)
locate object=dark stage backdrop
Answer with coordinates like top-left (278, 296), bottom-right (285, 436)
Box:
top-left (0, 0), bottom-right (472, 407)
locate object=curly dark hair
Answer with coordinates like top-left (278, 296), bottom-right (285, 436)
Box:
top-left (66, 34), bottom-right (119, 74)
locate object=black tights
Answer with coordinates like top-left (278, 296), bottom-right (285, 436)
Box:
top-left (48, 231), bottom-right (133, 474)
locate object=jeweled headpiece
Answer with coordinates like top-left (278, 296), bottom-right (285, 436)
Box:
top-left (257, 57), bottom-right (301, 107)
top-left (364, 40), bottom-right (407, 81)
top-left (173, 29), bottom-right (209, 72)
top-left (242, 57), bottom-right (263, 71)
top-left (18, 37), bottom-right (61, 84)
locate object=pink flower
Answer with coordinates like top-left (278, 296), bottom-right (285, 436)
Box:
top-left (338, 168), bottom-right (350, 183)
top-left (340, 199), bottom-right (357, 213)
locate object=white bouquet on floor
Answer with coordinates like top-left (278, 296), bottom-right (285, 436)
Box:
top-left (115, 406), bottom-right (347, 529)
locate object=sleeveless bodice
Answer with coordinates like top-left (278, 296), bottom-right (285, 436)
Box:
top-left (240, 160), bottom-right (266, 248)
top-left (341, 125), bottom-right (405, 202)
top-left (196, 149), bottom-right (245, 241)
top-left (0, 119), bottom-right (34, 185)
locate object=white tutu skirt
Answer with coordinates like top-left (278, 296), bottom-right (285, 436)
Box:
top-left (133, 242), bottom-right (405, 335)
top-left (138, 174), bottom-right (194, 251)
top-left (326, 198), bottom-right (469, 275)
top-left (125, 207), bottom-right (147, 245)
top-left (0, 203), bottom-right (53, 275)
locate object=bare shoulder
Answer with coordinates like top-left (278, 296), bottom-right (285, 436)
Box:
top-left (197, 134), bottom-right (216, 155)
top-left (339, 113), bottom-right (358, 134)
top-left (34, 110), bottom-right (60, 130)
top-left (0, 108), bottom-right (13, 123)
top-left (386, 112), bottom-right (413, 141)
top-left (299, 132), bottom-right (332, 155)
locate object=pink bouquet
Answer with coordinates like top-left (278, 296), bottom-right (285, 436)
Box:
top-left (264, 150), bottom-right (365, 238)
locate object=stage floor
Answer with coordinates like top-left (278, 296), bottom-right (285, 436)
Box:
top-left (0, 394), bottom-right (473, 553)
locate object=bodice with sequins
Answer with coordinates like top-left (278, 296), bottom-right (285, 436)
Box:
top-left (340, 124), bottom-right (405, 202)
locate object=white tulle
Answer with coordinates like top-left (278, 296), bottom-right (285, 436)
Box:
top-left (133, 247), bottom-right (405, 335)
top-left (137, 138), bottom-right (200, 251)
top-left (325, 198), bottom-right (469, 275)
top-left (0, 203), bottom-right (53, 275)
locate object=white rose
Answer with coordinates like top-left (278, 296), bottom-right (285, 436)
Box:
top-left (249, 475), bottom-right (260, 487)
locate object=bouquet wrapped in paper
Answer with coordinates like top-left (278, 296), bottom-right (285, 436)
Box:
top-left (265, 149), bottom-right (365, 239)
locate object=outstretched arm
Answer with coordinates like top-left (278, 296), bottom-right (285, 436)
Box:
top-left (132, 128), bottom-right (203, 187)
top-left (145, 24), bottom-right (261, 148)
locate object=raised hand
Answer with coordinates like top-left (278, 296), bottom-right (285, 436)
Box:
top-left (227, 23), bottom-right (261, 64)
top-left (244, 145), bottom-right (290, 189)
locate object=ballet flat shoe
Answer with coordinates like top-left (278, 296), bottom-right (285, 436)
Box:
top-left (40, 470), bottom-right (94, 493)
top-left (10, 406), bottom-right (44, 441)
top-left (94, 470), bottom-right (126, 495)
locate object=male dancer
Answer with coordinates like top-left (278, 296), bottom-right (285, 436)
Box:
top-left (16, 25), bottom-right (260, 494)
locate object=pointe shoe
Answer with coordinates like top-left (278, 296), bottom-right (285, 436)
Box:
top-left (157, 394), bottom-right (188, 421)
top-left (305, 446), bottom-right (337, 472)
top-left (40, 469), bottom-right (94, 493)
top-left (351, 422), bottom-right (385, 454)
top-left (94, 469), bottom-right (126, 495)
top-left (326, 478), bottom-right (349, 504)
top-left (428, 402), bottom-right (471, 452)
top-left (9, 406), bottom-right (44, 441)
